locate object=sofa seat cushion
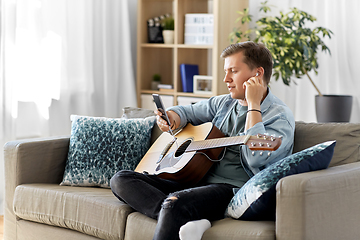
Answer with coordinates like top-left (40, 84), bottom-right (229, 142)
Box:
top-left (13, 184), bottom-right (134, 240)
top-left (124, 212), bottom-right (275, 240)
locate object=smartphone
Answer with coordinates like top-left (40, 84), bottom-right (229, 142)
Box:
top-left (152, 94), bottom-right (172, 126)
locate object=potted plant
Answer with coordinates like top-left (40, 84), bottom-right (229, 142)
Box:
top-left (162, 16), bottom-right (174, 44)
top-left (230, 1), bottom-right (352, 122)
top-left (151, 74), bottom-right (161, 90)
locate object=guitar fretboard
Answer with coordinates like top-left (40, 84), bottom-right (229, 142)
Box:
top-left (186, 135), bottom-right (250, 152)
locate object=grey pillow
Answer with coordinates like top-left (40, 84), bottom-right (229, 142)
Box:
top-left (122, 107), bottom-right (156, 119)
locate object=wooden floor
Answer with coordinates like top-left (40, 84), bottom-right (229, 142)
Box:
top-left (0, 215), bottom-right (3, 240)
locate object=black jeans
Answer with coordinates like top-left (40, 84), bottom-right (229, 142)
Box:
top-left (110, 170), bottom-right (235, 240)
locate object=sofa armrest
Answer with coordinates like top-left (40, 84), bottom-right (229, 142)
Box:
top-left (4, 136), bottom-right (70, 240)
top-left (275, 162), bottom-right (360, 240)
top-left (4, 136), bottom-right (70, 185)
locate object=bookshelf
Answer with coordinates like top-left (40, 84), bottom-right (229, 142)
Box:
top-left (136, 0), bottom-right (248, 109)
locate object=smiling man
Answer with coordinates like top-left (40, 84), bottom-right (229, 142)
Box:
top-left (110, 41), bottom-right (295, 240)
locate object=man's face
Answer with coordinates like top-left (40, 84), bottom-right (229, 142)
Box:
top-left (223, 51), bottom-right (256, 102)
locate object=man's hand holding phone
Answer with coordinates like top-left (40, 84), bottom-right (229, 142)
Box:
top-left (155, 109), bottom-right (175, 132)
top-left (152, 94), bottom-right (180, 133)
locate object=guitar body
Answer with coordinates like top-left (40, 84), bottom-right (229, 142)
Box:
top-left (135, 122), bottom-right (225, 186)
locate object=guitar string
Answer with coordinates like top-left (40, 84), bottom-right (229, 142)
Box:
top-left (192, 103), bottom-right (243, 162)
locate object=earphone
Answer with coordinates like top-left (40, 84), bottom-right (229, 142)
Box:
top-left (256, 73), bottom-right (259, 77)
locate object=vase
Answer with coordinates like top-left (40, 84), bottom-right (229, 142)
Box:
top-left (151, 81), bottom-right (160, 90)
top-left (162, 30), bottom-right (174, 44)
top-left (315, 95), bottom-right (353, 123)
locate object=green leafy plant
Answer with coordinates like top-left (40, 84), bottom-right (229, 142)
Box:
top-left (162, 16), bottom-right (174, 31)
top-left (153, 74), bottom-right (161, 82)
top-left (230, 1), bottom-right (333, 96)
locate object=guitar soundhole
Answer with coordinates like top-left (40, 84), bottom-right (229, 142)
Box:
top-left (174, 139), bottom-right (192, 157)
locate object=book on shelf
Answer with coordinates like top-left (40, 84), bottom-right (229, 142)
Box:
top-left (180, 64), bottom-right (199, 92)
top-left (157, 84), bottom-right (173, 89)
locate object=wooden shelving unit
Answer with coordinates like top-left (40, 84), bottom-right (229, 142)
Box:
top-left (136, 0), bottom-right (248, 108)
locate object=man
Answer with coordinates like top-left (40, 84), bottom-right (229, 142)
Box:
top-left (110, 41), bottom-right (295, 240)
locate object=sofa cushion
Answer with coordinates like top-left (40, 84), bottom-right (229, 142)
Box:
top-left (13, 184), bottom-right (133, 240)
top-left (17, 220), bottom-right (101, 240)
top-left (225, 141), bottom-right (336, 221)
top-left (60, 115), bottom-right (156, 188)
top-left (122, 106), bottom-right (162, 144)
top-left (125, 212), bottom-right (275, 240)
top-left (294, 121), bottom-right (360, 167)
top-left (203, 218), bottom-right (275, 240)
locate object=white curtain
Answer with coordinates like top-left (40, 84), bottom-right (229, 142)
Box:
top-left (249, 0), bottom-right (360, 123)
top-left (0, 0), bottom-right (138, 215)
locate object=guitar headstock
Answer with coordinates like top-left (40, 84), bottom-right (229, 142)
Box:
top-left (245, 134), bottom-right (282, 151)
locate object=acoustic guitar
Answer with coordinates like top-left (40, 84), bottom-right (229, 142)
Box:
top-left (135, 122), bottom-right (281, 186)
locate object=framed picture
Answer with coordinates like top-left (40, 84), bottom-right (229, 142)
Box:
top-left (193, 75), bottom-right (213, 94)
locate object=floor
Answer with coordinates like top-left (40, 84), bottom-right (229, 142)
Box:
top-left (0, 215), bottom-right (3, 240)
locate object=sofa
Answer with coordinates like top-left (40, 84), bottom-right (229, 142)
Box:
top-left (4, 109), bottom-right (360, 240)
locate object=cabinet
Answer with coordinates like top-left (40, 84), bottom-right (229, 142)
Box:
top-left (136, 0), bottom-right (248, 107)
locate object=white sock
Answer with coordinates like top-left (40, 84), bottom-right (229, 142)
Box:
top-left (179, 219), bottom-right (211, 240)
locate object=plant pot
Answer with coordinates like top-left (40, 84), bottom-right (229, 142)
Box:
top-left (151, 81), bottom-right (160, 90)
top-left (315, 95), bottom-right (353, 123)
top-left (162, 30), bottom-right (174, 44)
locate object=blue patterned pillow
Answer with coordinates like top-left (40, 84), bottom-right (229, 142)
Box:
top-left (225, 140), bottom-right (336, 221)
top-left (60, 115), bottom-right (156, 188)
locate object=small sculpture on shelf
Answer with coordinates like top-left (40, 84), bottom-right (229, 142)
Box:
top-left (147, 17), bottom-right (163, 43)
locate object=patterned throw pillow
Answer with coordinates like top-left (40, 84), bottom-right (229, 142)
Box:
top-left (225, 140), bottom-right (336, 221)
top-left (60, 115), bottom-right (156, 188)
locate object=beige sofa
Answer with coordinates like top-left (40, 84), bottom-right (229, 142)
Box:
top-left (4, 120), bottom-right (360, 240)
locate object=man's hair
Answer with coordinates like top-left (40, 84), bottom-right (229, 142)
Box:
top-left (220, 41), bottom-right (273, 85)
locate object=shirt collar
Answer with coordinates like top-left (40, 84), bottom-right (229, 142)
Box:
top-left (260, 87), bottom-right (274, 112)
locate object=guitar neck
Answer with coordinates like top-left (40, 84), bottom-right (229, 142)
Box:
top-left (186, 135), bottom-right (250, 152)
